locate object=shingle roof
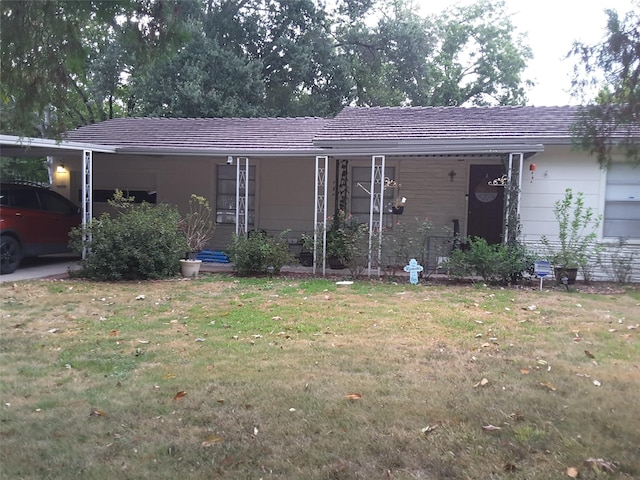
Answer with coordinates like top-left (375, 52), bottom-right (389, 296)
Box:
top-left (313, 106), bottom-right (582, 146)
top-left (62, 105), bottom-right (635, 156)
top-left (64, 116), bottom-right (329, 152)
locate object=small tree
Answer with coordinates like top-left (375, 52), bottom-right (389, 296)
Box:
top-left (181, 194), bottom-right (214, 258)
top-left (540, 189), bottom-right (602, 280)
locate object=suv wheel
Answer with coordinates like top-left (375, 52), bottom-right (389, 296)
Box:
top-left (1, 236), bottom-right (22, 274)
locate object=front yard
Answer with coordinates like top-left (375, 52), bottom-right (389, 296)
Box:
top-left (1, 275), bottom-right (638, 479)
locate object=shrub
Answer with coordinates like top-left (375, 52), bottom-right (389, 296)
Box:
top-left (600, 238), bottom-right (634, 283)
top-left (70, 193), bottom-right (186, 281)
top-left (444, 237), bottom-right (534, 285)
top-left (226, 230), bottom-right (295, 276)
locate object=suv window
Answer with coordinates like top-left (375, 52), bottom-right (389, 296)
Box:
top-left (9, 189), bottom-right (40, 209)
top-left (38, 190), bottom-right (77, 214)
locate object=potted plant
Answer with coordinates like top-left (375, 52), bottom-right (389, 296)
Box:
top-left (540, 188), bottom-right (601, 284)
top-left (180, 194), bottom-right (214, 278)
top-left (298, 233), bottom-right (315, 267)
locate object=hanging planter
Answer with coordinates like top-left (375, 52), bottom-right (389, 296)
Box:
top-left (391, 205), bottom-right (404, 215)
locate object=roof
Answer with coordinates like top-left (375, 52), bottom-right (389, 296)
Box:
top-left (64, 117), bottom-right (329, 156)
top-left (8, 105), bottom-right (624, 158)
top-left (314, 106), bottom-right (582, 148)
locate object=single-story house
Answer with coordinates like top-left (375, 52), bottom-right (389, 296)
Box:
top-left (2, 105), bottom-right (638, 280)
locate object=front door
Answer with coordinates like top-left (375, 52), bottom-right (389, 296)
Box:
top-left (467, 164), bottom-right (504, 244)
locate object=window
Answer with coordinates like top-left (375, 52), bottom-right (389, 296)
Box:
top-left (86, 189), bottom-right (157, 204)
top-left (216, 165), bottom-right (256, 224)
top-left (351, 166), bottom-right (395, 227)
top-left (603, 164), bottom-right (640, 239)
top-left (38, 190), bottom-right (78, 214)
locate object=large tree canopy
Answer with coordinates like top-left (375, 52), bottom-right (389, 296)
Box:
top-left (1, 0), bottom-right (533, 137)
top-left (570, 3), bottom-right (640, 167)
top-left (0, 0), bottom-right (190, 137)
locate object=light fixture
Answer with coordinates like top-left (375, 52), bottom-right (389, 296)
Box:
top-left (56, 162), bottom-right (66, 173)
top-left (448, 169), bottom-right (456, 182)
top-left (226, 156), bottom-right (234, 165)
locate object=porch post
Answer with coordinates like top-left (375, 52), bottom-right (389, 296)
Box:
top-left (235, 157), bottom-right (249, 236)
top-left (368, 155), bottom-right (385, 276)
top-left (504, 153), bottom-right (524, 244)
top-left (314, 156), bottom-right (328, 275)
top-left (81, 150), bottom-right (93, 259)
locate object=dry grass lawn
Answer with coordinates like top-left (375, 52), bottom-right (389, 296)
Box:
top-left (1, 274), bottom-right (639, 479)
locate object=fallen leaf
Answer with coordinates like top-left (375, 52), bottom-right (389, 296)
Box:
top-left (566, 466), bottom-right (579, 478)
top-left (345, 393), bottom-right (362, 400)
top-left (519, 368), bottom-right (530, 375)
top-left (162, 373), bottom-right (176, 379)
top-left (503, 463), bottom-right (517, 472)
top-left (421, 424), bottom-right (440, 434)
top-left (540, 382), bottom-right (557, 391)
top-left (584, 350), bottom-right (595, 359)
top-left (108, 330), bottom-right (120, 336)
top-left (473, 378), bottom-right (489, 388)
top-left (89, 408), bottom-right (107, 417)
top-left (482, 424), bottom-right (501, 431)
top-left (173, 390), bottom-right (187, 401)
top-left (201, 434), bottom-right (224, 447)
top-left (584, 458), bottom-right (616, 473)
top-left (135, 295), bottom-right (145, 300)
top-left (272, 316), bottom-right (282, 321)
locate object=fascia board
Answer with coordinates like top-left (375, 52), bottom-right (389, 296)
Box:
top-left (116, 143), bottom-right (545, 158)
top-left (0, 134), bottom-right (117, 155)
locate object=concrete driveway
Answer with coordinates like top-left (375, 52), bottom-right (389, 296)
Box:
top-left (0, 255), bottom-right (81, 283)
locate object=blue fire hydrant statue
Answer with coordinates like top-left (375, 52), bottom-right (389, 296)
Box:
top-left (403, 258), bottom-right (424, 285)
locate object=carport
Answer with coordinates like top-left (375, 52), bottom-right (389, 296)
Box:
top-left (1, 134), bottom-right (117, 255)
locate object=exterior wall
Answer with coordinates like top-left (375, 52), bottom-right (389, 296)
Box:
top-left (519, 145), bottom-right (640, 282)
top-left (55, 147), bottom-right (639, 282)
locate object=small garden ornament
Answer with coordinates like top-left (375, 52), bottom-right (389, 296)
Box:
top-left (403, 258), bottom-right (423, 284)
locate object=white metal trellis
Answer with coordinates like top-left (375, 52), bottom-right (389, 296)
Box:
top-left (368, 155), bottom-right (385, 276)
top-left (504, 152), bottom-right (524, 243)
top-left (235, 157), bottom-right (249, 236)
top-left (314, 156), bottom-right (328, 275)
top-left (81, 150), bottom-right (93, 259)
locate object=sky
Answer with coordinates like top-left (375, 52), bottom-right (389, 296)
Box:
top-left (418, 0), bottom-right (637, 106)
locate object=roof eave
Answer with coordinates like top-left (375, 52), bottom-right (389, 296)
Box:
top-left (0, 134), bottom-right (117, 156)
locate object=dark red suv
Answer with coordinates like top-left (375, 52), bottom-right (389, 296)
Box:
top-left (0, 182), bottom-right (81, 274)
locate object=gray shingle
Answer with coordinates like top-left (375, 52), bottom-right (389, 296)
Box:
top-left (65, 117), bottom-right (329, 151)
top-left (313, 106), bottom-right (582, 145)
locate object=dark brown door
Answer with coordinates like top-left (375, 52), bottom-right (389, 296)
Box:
top-left (467, 165), bottom-right (505, 244)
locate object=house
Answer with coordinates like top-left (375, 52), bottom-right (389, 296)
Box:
top-left (2, 105), bottom-right (638, 280)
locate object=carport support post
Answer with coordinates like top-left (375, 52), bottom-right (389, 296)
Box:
top-left (368, 155), bottom-right (385, 276)
top-left (235, 157), bottom-right (249, 236)
top-left (81, 150), bottom-right (93, 259)
top-left (314, 156), bottom-right (328, 275)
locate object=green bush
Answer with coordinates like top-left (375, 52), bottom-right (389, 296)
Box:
top-left (444, 237), bottom-right (534, 285)
top-left (226, 230), bottom-right (295, 276)
top-left (70, 197), bottom-right (187, 281)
